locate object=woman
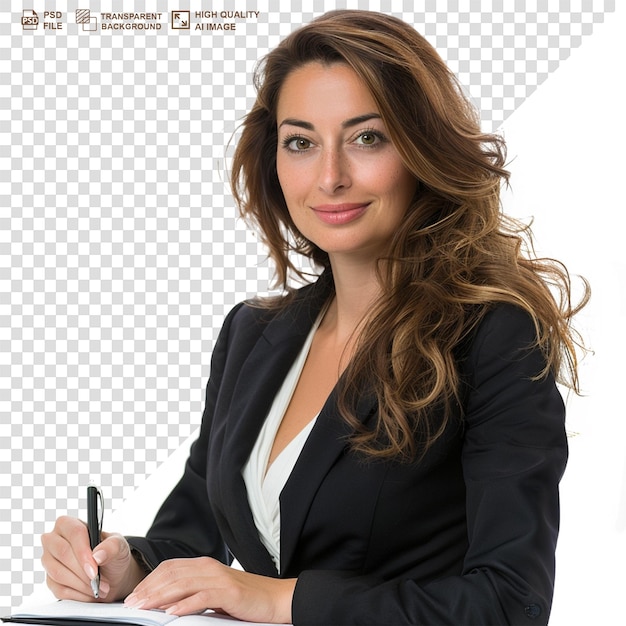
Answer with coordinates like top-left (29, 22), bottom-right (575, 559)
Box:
top-left (41, 10), bottom-right (588, 625)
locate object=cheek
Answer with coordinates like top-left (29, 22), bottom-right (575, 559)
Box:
top-left (277, 161), bottom-right (312, 206)
top-left (276, 155), bottom-right (298, 198)
top-left (387, 161), bottom-right (418, 199)
top-left (276, 153), bottom-right (286, 189)
top-left (371, 164), bottom-right (416, 203)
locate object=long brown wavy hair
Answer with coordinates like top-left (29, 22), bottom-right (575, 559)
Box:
top-left (231, 10), bottom-right (589, 460)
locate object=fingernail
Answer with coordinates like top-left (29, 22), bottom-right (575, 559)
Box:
top-left (99, 580), bottom-right (110, 596)
top-left (92, 550), bottom-right (106, 565)
top-left (165, 606), bottom-right (179, 616)
top-left (125, 595), bottom-right (145, 610)
top-left (84, 563), bottom-right (97, 580)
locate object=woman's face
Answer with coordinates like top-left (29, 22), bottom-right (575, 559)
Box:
top-left (275, 62), bottom-right (417, 265)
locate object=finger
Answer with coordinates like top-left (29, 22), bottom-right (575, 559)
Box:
top-left (126, 561), bottom-right (172, 599)
top-left (45, 578), bottom-right (98, 603)
top-left (43, 547), bottom-right (98, 604)
top-left (46, 576), bottom-right (111, 603)
top-left (41, 526), bottom-right (94, 597)
top-left (163, 592), bottom-right (223, 617)
top-left (42, 517), bottom-right (123, 601)
top-left (126, 559), bottom-right (216, 610)
top-left (52, 516), bottom-right (99, 581)
top-left (91, 532), bottom-right (128, 567)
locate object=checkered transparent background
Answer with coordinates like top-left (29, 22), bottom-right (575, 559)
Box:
top-left (0, 0), bottom-right (615, 614)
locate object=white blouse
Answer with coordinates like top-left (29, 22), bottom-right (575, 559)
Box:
top-left (241, 313), bottom-right (323, 573)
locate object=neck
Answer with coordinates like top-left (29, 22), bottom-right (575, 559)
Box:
top-left (323, 257), bottom-right (383, 342)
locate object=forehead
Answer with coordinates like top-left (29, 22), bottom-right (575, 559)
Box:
top-left (276, 62), bottom-right (379, 123)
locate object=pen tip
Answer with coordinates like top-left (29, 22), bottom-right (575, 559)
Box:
top-left (91, 577), bottom-right (100, 599)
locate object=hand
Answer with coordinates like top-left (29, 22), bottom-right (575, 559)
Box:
top-left (125, 557), bottom-right (296, 624)
top-left (41, 516), bottom-right (145, 602)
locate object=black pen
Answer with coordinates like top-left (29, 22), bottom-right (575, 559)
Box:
top-left (87, 484), bottom-right (103, 599)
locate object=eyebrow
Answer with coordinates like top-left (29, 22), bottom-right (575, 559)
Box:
top-left (278, 113), bottom-right (382, 131)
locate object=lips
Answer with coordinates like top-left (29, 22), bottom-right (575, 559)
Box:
top-left (311, 203), bottom-right (369, 225)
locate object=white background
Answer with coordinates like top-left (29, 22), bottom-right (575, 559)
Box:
top-left (501, 5), bottom-right (625, 622)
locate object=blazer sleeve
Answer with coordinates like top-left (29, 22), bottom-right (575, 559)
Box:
top-left (292, 305), bottom-right (568, 626)
top-left (125, 302), bottom-right (245, 569)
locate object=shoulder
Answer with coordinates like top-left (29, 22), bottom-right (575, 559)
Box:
top-left (459, 303), bottom-right (565, 443)
top-left (473, 302), bottom-right (539, 344)
top-left (462, 303), bottom-right (543, 375)
top-left (458, 302), bottom-right (560, 419)
top-left (219, 274), bottom-right (332, 342)
top-left (227, 279), bottom-right (322, 322)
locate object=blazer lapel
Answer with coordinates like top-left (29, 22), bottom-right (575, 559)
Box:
top-left (278, 370), bottom-right (378, 576)
top-left (223, 277), bottom-right (333, 469)
top-left (215, 275), bottom-right (335, 574)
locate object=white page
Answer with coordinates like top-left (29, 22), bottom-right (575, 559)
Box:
top-left (8, 601), bottom-right (175, 626)
top-left (7, 600), bottom-right (281, 626)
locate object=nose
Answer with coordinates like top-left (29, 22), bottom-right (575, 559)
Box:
top-left (317, 147), bottom-right (351, 194)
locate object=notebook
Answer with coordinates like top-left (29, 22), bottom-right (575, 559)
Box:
top-left (2, 600), bottom-right (281, 626)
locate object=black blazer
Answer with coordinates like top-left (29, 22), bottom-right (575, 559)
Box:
top-left (128, 274), bottom-right (568, 626)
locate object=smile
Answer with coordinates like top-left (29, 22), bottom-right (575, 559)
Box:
top-left (311, 203), bottom-right (370, 225)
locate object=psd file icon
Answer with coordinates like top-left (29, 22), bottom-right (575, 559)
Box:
top-left (22, 10), bottom-right (39, 30)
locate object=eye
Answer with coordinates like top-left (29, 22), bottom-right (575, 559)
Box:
top-left (283, 136), bottom-right (312, 152)
top-left (354, 130), bottom-right (386, 147)
top-left (358, 132), bottom-right (377, 145)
